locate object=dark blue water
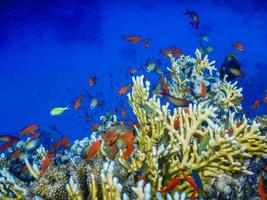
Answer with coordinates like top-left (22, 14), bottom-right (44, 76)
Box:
top-left (0, 0), bottom-right (266, 141)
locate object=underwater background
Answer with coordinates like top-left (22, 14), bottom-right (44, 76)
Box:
top-left (0, 0), bottom-right (266, 141)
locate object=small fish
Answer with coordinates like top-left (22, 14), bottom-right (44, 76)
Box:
top-left (86, 140), bottom-right (102, 160)
top-left (184, 10), bottom-right (200, 30)
top-left (19, 124), bottom-right (39, 135)
top-left (101, 131), bottom-right (118, 146)
top-left (25, 139), bottom-right (39, 150)
top-left (144, 39), bottom-right (151, 48)
top-left (220, 54), bottom-right (244, 81)
top-left (10, 150), bottom-right (22, 160)
top-left (0, 135), bottom-right (20, 143)
top-left (161, 48), bottom-right (183, 58)
top-left (122, 143), bottom-right (134, 160)
top-left (200, 82), bottom-right (206, 98)
top-left (119, 133), bottom-right (135, 145)
top-left (51, 136), bottom-right (69, 153)
top-left (236, 119), bottom-right (244, 128)
top-left (41, 154), bottom-right (53, 173)
top-left (264, 97), bottom-right (267, 104)
top-left (258, 176), bottom-right (266, 200)
top-left (198, 135), bottom-right (210, 154)
top-left (129, 69), bottom-right (138, 74)
top-left (173, 117), bottom-right (180, 130)
top-left (139, 103), bottom-right (157, 116)
top-left (74, 94), bottom-right (82, 111)
top-left (206, 46), bottom-right (214, 53)
top-left (191, 170), bottom-right (203, 191)
top-left (19, 164), bottom-right (29, 176)
top-left (232, 41), bottom-right (244, 52)
top-left (91, 124), bottom-right (100, 132)
top-left (118, 84), bottom-right (131, 95)
top-left (50, 106), bottom-right (70, 116)
top-left (123, 35), bottom-right (142, 44)
top-left (90, 98), bottom-right (98, 109)
top-left (252, 100), bottom-right (260, 109)
top-left (182, 173), bottom-right (200, 192)
top-left (161, 90), bottom-right (191, 107)
top-left (227, 129), bottom-right (234, 136)
top-left (190, 191), bottom-right (197, 200)
top-left (159, 177), bottom-right (181, 193)
top-left (160, 76), bottom-right (169, 91)
top-left (121, 107), bottom-right (127, 118)
top-left (30, 132), bottom-right (41, 140)
top-left (89, 76), bottom-right (96, 86)
top-left (200, 33), bottom-right (208, 41)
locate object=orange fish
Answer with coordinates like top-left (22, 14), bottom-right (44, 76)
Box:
top-left (101, 131), bottom-right (118, 146)
top-left (19, 124), bottom-right (39, 135)
top-left (161, 48), bottom-right (183, 58)
top-left (41, 154), bottom-right (53, 173)
top-left (252, 100), bottom-right (260, 109)
top-left (182, 173), bottom-right (200, 192)
top-left (160, 76), bottom-right (168, 91)
top-left (258, 176), bottom-right (266, 200)
top-left (174, 117), bottom-right (180, 130)
top-left (10, 150), bottom-right (22, 160)
top-left (200, 82), bottom-right (206, 98)
top-left (144, 39), bottom-right (151, 48)
top-left (160, 177), bottom-right (181, 193)
top-left (89, 76), bottom-right (96, 86)
top-left (119, 133), bottom-right (135, 145)
top-left (121, 107), bottom-right (127, 118)
top-left (86, 140), bottom-right (102, 160)
top-left (123, 35), bottom-right (142, 44)
top-left (161, 90), bottom-right (192, 107)
top-left (236, 120), bottom-right (244, 128)
top-left (227, 129), bottom-right (234, 136)
top-left (232, 41), bottom-right (244, 52)
top-left (263, 97), bottom-right (267, 104)
top-left (118, 84), bottom-right (131, 95)
top-left (30, 132), bottom-right (41, 140)
top-left (91, 124), bottom-right (100, 132)
top-left (190, 191), bottom-right (197, 200)
top-left (129, 69), bottom-right (138, 74)
top-left (74, 94), bottom-right (82, 111)
top-left (51, 136), bottom-right (69, 153)
top-left (122, 144), bottom-right (134, 160)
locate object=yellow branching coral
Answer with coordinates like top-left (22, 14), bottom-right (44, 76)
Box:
top-left (194, 48), bottom-right (216, 76)
top-left (124, 75), bottom-right (267, 197)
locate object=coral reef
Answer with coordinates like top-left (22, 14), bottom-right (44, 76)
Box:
top-left (0, 49), bottom-right (266, 199)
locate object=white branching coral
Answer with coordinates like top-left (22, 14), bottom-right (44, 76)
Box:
top-left (194, 48), bottom-right (216, 76)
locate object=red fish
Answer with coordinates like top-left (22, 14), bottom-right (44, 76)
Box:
top-left (227, 129), bottom-right (234, 136)
top-left (10, 150), bottom-right (22, 160)
top-left (89, 76), bottom-right (96, 86)
top-left (160, 177), bottom-right (181, 193)
top-left (200, 82), bottom-right (206, 98)
top-left (19, 164), bottom-right (29, 176)
top-left (30, 132), bottom-right (41, 140)
top-left (101, 131), bottom-right (118, 146)
top-left (174, 117), bottom-right (180, 130)
top-left (74, 94), bottom-right (82, 111)
top-left (263, 97), bottom-right (267, 104)
top-left (19, 124), bottom-right (39, 135)
top-left (121, 107), bottom-right (127, 118)
top-left (190, 191), bottom-right (197, 200)
top-left (161, 89), bottom-right (191, 107)
top-left (252, 100), bottom-right (260, 109)
top-left (232, 41), bottom-right (244, 52)
top-left (86, 140), bottom-right (102, 160)
top-left (161, 48), bottom-right (183, 58)
top-left (144, 39), bottom-right (151, 48)
top-left (236, 120), bottom-right (244, 128)
top-left (118, 84), bottom-right (131, 95)
top-left (123, 36), bottom-right (142, 43)
top-left (41, 154), bottom-right (53, 173)
top-left (184, 10), bottom-right (200, 30)
top-left (129, 69), bottom-right (138, 74)
top-left (91, 124), bottom-right (100, 132)
top-left (182, 173), bottom-right (200, 192)
top-left (119, 133), bottom-right (135, 145)
top-left (51, 136), bottom-right (69, 153)
top-left (258, 176), bottom-right (266, 200)
top-left (160, 76), bottom-right (169, 91)
top-left (122, 144), bottom-right (134, 160)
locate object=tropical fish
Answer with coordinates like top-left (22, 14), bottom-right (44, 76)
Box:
top-left (161, 48), bottom-right (183, 58)
top-left (74, 94), bottom-right (82, 111)
top-left (258, 176), bottom-right (266, 200)
top-left (200, 33), bottom-right (208, 41)
top-left (88, 76), bottom-right (96, 86)
top-left (190, 191), bottom-right (197, 200)
top-left (264, 97), bottom-right (267, 104)
top-left (198, 135), bottom-right (210, 154)
top-left (227, 129), bottom-right (234, 136)
top-left (119, 133), bottom-right (135, 145)
top-left (19, 164), bottom-right (29, 176)
top-left (129, 69), bottom-right (138, 74)
top-left (159, 177), bottom-right (181, 193)
top-left (144, 39), bottom-right (151, 48)
top-left (86, 140), bottom-right (102, 160)
top-left (252, 100), bottom-right (260, 109)
top-left (10, 150), bottom-right (23, 160)
top-left (200, 82), bottom-right (206, 98)
top-left (184, 10), bottom-right (200, 30)
top-left (191, 170), bottom-right (203, 191)
top-left (236, 119), bottom-right (244, 128)
top-left (138, 103), bottom-right (157, 116)
top-left (25, 139), bottom-right (39, 150)
top-left (121, 107), bottom-right (127, 118)
top-left (19, 124), bottom-right (39, 135)
top-left (50, 106), bottom-right (70, 116)
top-left (220, 54), bottom-right (244, 81)
top-left (206, 46), bottom-right (214, 53)
top-left (90, 98), bottom-right (98, 109)
top-left (101, 131), bottom-right (118, 146)
top-left (173, 117), bottom-right (180, 130)
top-left (232, 41), bottom-right (244, 51)
top-left (91, 124), bottom-right (100, 132)
top-left (118, 84), bottom-right (131, 95)
top-left (160, 76), bottom-right (169, 91)
top-left (161, 90), bottom-right (192, 107)
top-left (121, 143), bottom-right (134, 160)
top-left (41, 154), bottom-right (53, 173)
top-left (51, 137), bottom-right (69, 153)
top-left (30, 132), bottom-right (41, 140)
top-left (0, 135), bottom-right (20, 143)
top-left (123, 35), bottom-right (142, 43)
top-left (182, 173), bottom-right (200, 192)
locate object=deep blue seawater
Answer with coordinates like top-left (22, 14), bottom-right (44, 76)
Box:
top-left (0, 0), bottom-right (266, 142)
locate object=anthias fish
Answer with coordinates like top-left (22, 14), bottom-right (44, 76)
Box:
top-left (50, 106), bottom-right (70, 116)
top-left (160, 177), bottom-right (181, 193)
top-left (19, 124), bottom-right (39, 135)
top-left (86, 140), bottom-right (102, 160)
top-left (184, 10), bottom-right (200, 30)
top-left (161, 89), bottom-right (191, 107)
